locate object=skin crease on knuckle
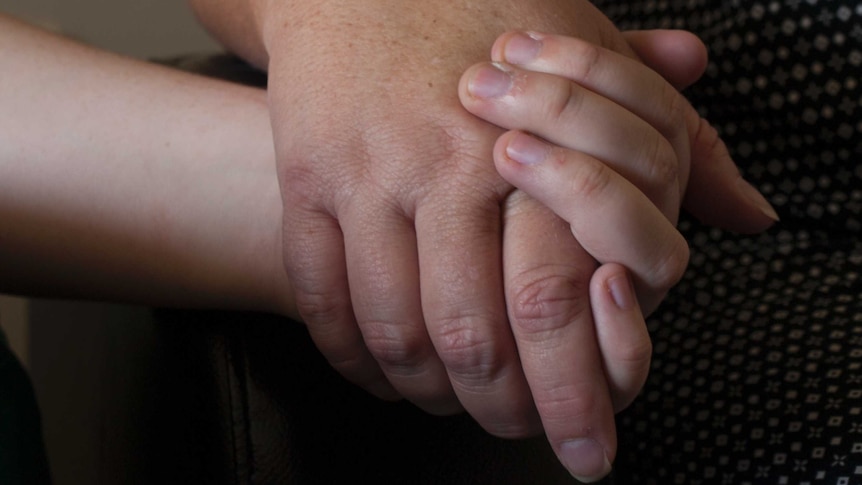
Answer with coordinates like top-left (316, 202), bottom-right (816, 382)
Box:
top-left (533, 380), bottom-right (603, 431)
top-left (433, 313), bottom-right (508, 388)
top-left (509, 270), bottom-right (592, 342)
top-left (638, 129), bottom-right (681, 217)
top-left (562, 152), bottom-right (615, 203)
top-left (657, 80), bottom-right (691, 145)
top-left (612, 336), bottom-right (653, 378)
top-left (546, 79), bottom-right (588, 128)
top-left (361, 320), bottom-right (431, 377)
top-left (558, 38), bottom-right (604, 86)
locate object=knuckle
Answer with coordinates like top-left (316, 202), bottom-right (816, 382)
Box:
top-left (536, 385), bottom-right (600, 426)
top-left (433, 315), bottom-right (504, 385)
top-left (660, 82), bottom-right (689, 135)
top-left (642, 134), bottom-right (680, 191)
top-left (615, 336), bottom-right (653, 371)
top-left (564, 40), bottom-right (603, 84)
top-left (440, 125), bottom-right (510, 193)
top-left (279, 163), bottom-right (327, 201)
top-left (297, 292), bottom-right (379, 384)
top-left (693, 116), bottom-right (726, 157)
top-left (647, 234), bottom-right (690, 290)
top-left (361, 321), bottom-right (428, 374)
top-left (295, 290), bottom-right (345, 330)
top-left (385, 117), bottom-right (506, 199)
top-left (549, 80), bottom-right (586, 126)
top-left (567, 157), bottom-right (614, 200)
top-left (509, 271), bottom-right (591, 339)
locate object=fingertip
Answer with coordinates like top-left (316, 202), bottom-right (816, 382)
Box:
top-left (685, 117), bottom-right (780, 234)
top-left (559, 438), bottom-right (613, 482)
top-left (492, 30), bottom-right (545, 66)
top-left (623, 29), bottom-right (709, 90)
top-left (457, 63), bottom-right (485, 106)
top-left (591, 263), bottom-right (645, 315)
top-left (605, 268), bottom-right (639, 312)
top-left (737, 178), bottom-right (780, 224)
top-left (490, 30), bottom-right (528, 63)
top-left (591, 264), bottom-right (652, 413)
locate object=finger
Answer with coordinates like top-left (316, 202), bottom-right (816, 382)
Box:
top-left (496, 130), bottom-right (689, 313)
top-left (339, 199), bottom-right (459, 414)
top-left (502, 192), bottom-right (615, 482)
top-left (488, 30), bottom-right (779, 234)
top-left (487, 30), bottom-right (693, 198)
top-left (589, 263), bottom-right (651, 413)
top-left (621, 30), bottom-right (780, 233)
top-left (683, 117), bottom-right (780, 233)
top-left (459, 61), bottom-right (681, 221)
top-left (280, 202), bottom-right (400, 400)
top-left (622, 29), bottom-right (709, 90)
top-left (415, 185), bottom-right (541, 438)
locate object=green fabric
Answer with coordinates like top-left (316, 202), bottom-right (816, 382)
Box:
top-left (0, 331), bottom-right (51, 485)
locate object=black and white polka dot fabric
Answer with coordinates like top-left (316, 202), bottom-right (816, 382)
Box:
top-left (588, 0), bottom-right (862, 483)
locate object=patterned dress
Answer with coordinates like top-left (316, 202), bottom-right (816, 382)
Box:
top-left (590, 1), bottom-right (862, 483)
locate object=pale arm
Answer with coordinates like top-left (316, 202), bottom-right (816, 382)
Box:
top-left (0, 15), bottom-right (296, 319)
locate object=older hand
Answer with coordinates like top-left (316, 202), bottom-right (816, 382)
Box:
top-left (204, 1), bottom-right (775, 480)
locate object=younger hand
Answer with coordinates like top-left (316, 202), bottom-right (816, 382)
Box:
top-left (459, 30), bottom-right (778, 313)
top-left (458, 30), bottom-right (777, 482)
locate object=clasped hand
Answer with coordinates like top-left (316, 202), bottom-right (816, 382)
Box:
top-left (226, 0), bottom-right (777, 480)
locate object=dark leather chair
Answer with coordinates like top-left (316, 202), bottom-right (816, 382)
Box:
top-left (0, 331), bottom-right (51, 485)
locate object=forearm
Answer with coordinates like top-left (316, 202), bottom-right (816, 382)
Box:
top-left (0, 15), bottom-right (295, 318)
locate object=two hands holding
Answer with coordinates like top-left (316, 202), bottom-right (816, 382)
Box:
top-left (195, 1), bottom-right (778, 481)
top-left (0, 1), bottom-right (778, 481)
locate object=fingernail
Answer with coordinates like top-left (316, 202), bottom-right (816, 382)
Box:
top-left (504, 31), bottom-right (543, 65)
top-left (607, 274), bottom-right (636, 311)
top-left (468, 62), bottom-right (512, 99)
top-left (560, 439), bottom-right (612, 482)
top-left (738, 178), bottom-right (780, 221)
top-left (506, 133), bottom-right (550, 165)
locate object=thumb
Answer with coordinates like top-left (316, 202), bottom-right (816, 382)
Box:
top-left (624, 29), bottom-right (779, 233)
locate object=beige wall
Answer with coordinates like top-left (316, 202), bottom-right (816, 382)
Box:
top-left (2, 0), bottom-right (219, 58)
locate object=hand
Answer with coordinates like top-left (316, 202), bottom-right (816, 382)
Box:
top-left (251, 3), bottom-right (773, 482)
top-left (456, 29), bottom-right (776, 480)
top-left (460, 30), bottom-right (778, 310)
top-left (265, 0), bottom-right (633, 408)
